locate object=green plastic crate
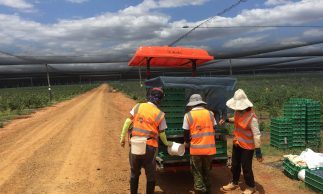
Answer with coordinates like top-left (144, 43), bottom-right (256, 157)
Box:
top-left (305, 169), bottom-right (323, 193)
top-left (283, 158), bottom-right (308, 179)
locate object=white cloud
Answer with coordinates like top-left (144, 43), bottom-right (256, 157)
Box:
top-left (122, 0), bottom-right (209, 15)
top-left (0, 0), bottom-right (33, 10)
top-left (265, 0), bottom-right (293, 6)
top-left (0, 0), bottom-right (323, 56)
top-left (66, 0), bottom-right (88, 3)
top-left (280, 37), bottom-right (306, 45)
top-left (303, 29), bottom-right (323, 37)
top-left (223, 36), bottom-right (267, 48)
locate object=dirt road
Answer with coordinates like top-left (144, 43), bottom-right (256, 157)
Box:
top-left (0, 84), bottom-right (315, 194)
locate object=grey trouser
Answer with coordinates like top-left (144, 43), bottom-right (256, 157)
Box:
top-left (129, 145), bottom-right (157, 182)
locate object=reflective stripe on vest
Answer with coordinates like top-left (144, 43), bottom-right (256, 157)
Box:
top-left (155, 111), bottom-right (164, 123)
top-left (190, 144), bottom-right (216, 149)
top-left (132, 103), bottom-right (164, 147)
top-left (235, 127), bottom-right (253, 137)
top-left (188, 109), bottom-right (216, 155)
top-left (187, 112), bottom-right (193, 125)
top-left (191, 132), bottom-right (215, 138)
top-left (132, 127), bottom-right (157, 139)
top-left (237, 137), bottom-right (254, 144)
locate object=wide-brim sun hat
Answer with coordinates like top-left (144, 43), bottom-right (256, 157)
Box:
top-left (187, 94), bottom-right (207, 107)
top-left (226, 89), bottom-right (253, 110)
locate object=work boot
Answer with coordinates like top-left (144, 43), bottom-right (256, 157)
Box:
top-left (221, 182), bottom-right (239, 191)
top-left (242, 187), bottom-right (256, 194)
top-left (146, 181), bottom-right (155, 194)
top-left (130, 178), bottom-right (139, 194)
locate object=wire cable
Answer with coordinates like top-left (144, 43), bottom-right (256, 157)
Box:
top-left (181, 25), bottom-right (323, 28)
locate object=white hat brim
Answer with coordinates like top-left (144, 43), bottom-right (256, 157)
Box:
top-left (226, 97), bottom-right (253, 110)
top-left (186, 100), bottom-right (207, 107)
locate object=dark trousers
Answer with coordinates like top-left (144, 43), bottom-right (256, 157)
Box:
top-left (129, 145), bottom-right (157, 182)
top-left (231, 144), bottom-right (255, 187)
top-left (190, 155), bottom-right (213, 193)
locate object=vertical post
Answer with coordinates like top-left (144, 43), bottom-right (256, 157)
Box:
top-left (45, 64), bottom-right (52, 102)
top-left (229, 59), bottom-right (233, 76)
top-left (79, 75), bottom-right (82, 84)
top-left (146, 57), bottom-right (152, 80)
top-left (30, 77), bottom-right (33, 87)
top-left (192, 60), bottom-right (197, 77)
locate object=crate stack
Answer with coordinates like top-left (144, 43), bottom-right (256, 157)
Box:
top-left (158, 88), bottom-right (189, 160)
top-left (270, 118), bottom-right (293, 149)
top-left (305, 169), bottom-right (323, 193)
top-left (158, 88), bottom-right (227, 160)
top-left (270, 98), bottom-right (321, 149)
top-left (283, 99), bottom-right (307, 148)
top-left (306, 100), bottom-right (321, 147)
top-left (160, 88), bottom-right (186, 137)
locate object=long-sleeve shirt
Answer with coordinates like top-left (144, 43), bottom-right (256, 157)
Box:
top-left (250, 117), bottom-right (261, 148)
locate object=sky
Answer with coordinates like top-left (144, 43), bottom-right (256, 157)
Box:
top-left (0, 0), bottom-right (323, 64)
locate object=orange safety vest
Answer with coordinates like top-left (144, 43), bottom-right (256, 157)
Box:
top-left (186, 109), bottom-right (216, 155)
top-left (131, 103), bottom-right (165, 148)
top-left (233, 110), bottom-right (256, 150)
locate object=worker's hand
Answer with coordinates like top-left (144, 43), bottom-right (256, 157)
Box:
top-left (120, 138), bottom-right (126, 148)
top-left (167, 141), bottom-right (173, 147)
top-left (233, 137), bottom-right (238, 145)
top-left (219, 119), bottom-right (225, 126)
top-left (255, 148), bottom-right (263, 162)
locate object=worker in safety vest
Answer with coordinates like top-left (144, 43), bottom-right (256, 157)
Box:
top-left (183, 94), bottom-right (216, 194)
top-left (221, 89), bottom-right (263, 194)
top-left (120, 87), bottom-right (173, 194)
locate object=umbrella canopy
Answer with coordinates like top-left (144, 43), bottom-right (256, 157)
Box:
top-left (128, 46), bottom-right (214, 68)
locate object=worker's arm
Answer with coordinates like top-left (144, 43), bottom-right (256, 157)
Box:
top-left (159, 131), bottom-right (172, 146)
top-left (251, 117), bottom-right (263, 162)
top-left (182, 114), bottom-right (190, 146)
top-left (158, 118), bottom-right (173, 147)
top-left (120, 118), bottom-right (132, 147)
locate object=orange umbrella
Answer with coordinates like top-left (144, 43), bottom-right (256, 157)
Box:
top-left (128, 46), bottom-right (214, 78)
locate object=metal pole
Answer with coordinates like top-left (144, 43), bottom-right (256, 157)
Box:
top-left (146, 57), bottom-right (152, 80)
top-left (45, 64), bottom-right (52, 102)
top-left (229, 59), bottom-right (233, 76)
top-left (192, 60), bottom-right (197, 77)
top-left (30, 77), bottom-right (33, 87)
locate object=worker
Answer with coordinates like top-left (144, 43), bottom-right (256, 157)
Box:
top-left (221, 89), bottom-right (263, 194)
top-left (120, 87), bottom-right (173, 194)
top-left (183, 94), bottom-right (216, 194)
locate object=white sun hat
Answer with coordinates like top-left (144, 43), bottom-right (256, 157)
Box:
top-left (186, 94), bottom-right (207, 107)
top-left (226, 89), bottom-right (253, 110)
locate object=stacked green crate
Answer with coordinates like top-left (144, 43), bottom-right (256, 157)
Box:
top-left (283, 99), bottom-right (307, 148)
top-left (305, 169), bottom-right (323, 193)
top-left (306, 100), bottom-right (321, 147)
top-left (160, 88), bottom-right (186, 137)
top-left (158, 88), bottom-right (227, 160)
top-left (270, 118), bottom-right (292, 149)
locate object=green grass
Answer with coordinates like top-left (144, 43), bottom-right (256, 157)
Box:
top-left (109, 81), bottom-right (147, 102)
top-left (0, 84), bottom-right (99, 127)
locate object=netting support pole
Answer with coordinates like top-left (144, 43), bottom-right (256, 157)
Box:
top-left (146, 57), bottom-right (152, 80)
top-left (229, 59), bottom-right (233, 76)
top-left (45, 64), bottom-right (52, 102)
top-left (192, 60), bottom-right (197, 77)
